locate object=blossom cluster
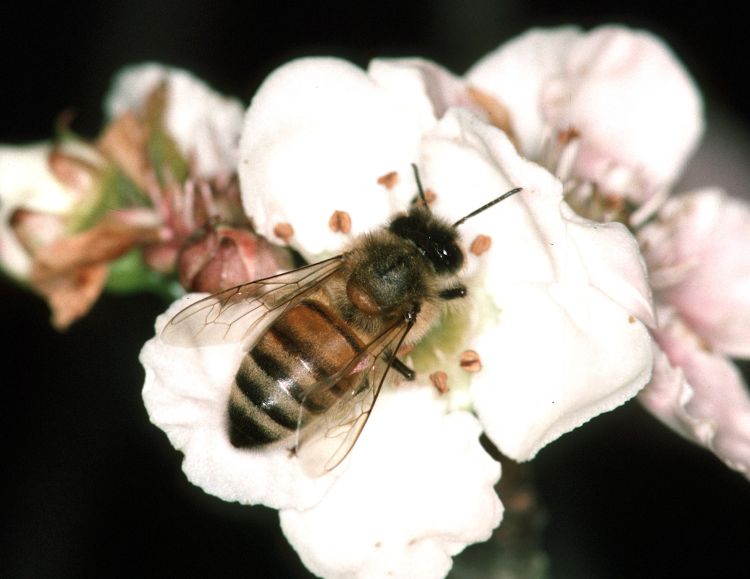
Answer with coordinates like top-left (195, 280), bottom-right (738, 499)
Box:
top-left (0, 65), bottom-right (290, 329)
top-left (4, 24), bottom-right (750, 579)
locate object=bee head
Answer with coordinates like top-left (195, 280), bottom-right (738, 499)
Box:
top-left (387, 164), bottom-right (522, 276)
top-left (388, 208), bottom-right (463, 275)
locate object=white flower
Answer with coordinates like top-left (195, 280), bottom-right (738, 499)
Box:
top-left (467, 25), bottom-right (703, 203)
top-left (144, 49), bottom-right (655, 578)
top-left (106, 63), bottom-right (245, 177)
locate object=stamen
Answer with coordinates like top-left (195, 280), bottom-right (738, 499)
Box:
top-left (459, 350), bottom-right (482, 373)
top-left (273, 222), bottom-right (294, 243)
top-left (328, 210), bottom-right (352, 234)
top-left (377, 171), bottom-right (399, 190)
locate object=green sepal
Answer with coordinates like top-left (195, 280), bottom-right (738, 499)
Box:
top-left (105, 248), bottom-right (182, 301)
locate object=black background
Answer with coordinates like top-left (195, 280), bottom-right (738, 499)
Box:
top-left (3, 2), bottom-right (750, 578)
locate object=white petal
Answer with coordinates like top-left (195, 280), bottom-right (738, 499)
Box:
top-left (420, 109), bottom-right (654, 460)
top-left (238, 57), bottom-right (422, 259)
top-left (140, 296), bottom-right (336, 509)
top-left (467, 26), bottom-right (582, 158)
top-left (472, 283), bottom-right (652, 460)
top-left (0, 143), bottom-right (78, 278)
top-left (563, 207), bottom-right (655, 327)
top-left (106, 63), bottom-right (245, 177)
top-left (368, 58), bottom-right (474, 127)
top-left (280, 386), bottom-right (501, 579)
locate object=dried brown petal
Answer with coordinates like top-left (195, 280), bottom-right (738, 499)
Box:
top-left (39, 265), bottom-right (109, 330)
top-left (98, 111), bottom-right (150, 190)
top-left (377, 171), bottom-right (399, 190)
top-left (328, 210), bottom-right (352, 234)
top-left (142, 81), bottom-right (169, 128)
top-left (459, 349), bottom-right (482, 373)
top-left (273, 222), bottom-right (294, 243)
top-left (469, 234), bottom-right (492, 256)
top-left (429, 371), bottom-right (449, 394)
top-left (29, 218), bottom-right (160, 329)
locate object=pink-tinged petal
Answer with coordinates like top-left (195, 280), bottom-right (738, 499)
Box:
top-left (468, 26), bottom-right (703, 201)
top-left (420, 110), bottom-right (654, 460)
top-left (640, 188), bottom-right (750, 357)
top-left (368, 58), bottom-right (477, 127)
top-left (467, 27), bottom-right (581, 159)
top-left (238, 58), bottom-right (424, 259)
top-left (140, 296), bottom-right (337, 509)
top-left (106, 63), bottom-right (245, 177)
top-left (641, 311), bottom-right (750, 476)
top-left (280, 386), bottom-right (502, 579)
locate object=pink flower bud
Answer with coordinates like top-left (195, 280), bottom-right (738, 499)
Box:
top-left (177, 226), bottom-right (292, 293)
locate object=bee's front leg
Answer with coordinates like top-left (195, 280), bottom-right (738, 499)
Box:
top-left (391, 357), bottom-right (416, 381)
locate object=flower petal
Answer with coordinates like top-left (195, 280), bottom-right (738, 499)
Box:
top-left (472, 282), bottom-right (653, 460)
top-left (563, 207), bottom-right (655, 327)
top-left (140, 296), bottom-right (336, 509)
top-left (640, 188), bottom-right (750, 357)
top-left (368, 58), bottom-right (476, 127)
top-left (468, 25), bottom-right (703, 201)
top-left (467, 27), bottom-right (581, 160)
top-left (420, 109), bottom-right (653, 460)
top-left (106, 63), bottom-right (245, 177)
top-left (642, 311), bottom-right (750, 477)
top-left (280, 386), bottom-right (501, 579)
top-left (238, 57), bottom-right (423, 258)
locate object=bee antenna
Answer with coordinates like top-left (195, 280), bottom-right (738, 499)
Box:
top-left (411, 163), bottom-right (429, 210)
top-left (452, 187), bottom-right (523, 228)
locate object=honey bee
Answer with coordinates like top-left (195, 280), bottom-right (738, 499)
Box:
top-left (161, 167), bottom-right (521, 475)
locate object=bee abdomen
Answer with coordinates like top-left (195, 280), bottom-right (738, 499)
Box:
top-left (228, 299), bottom-right (365, 448)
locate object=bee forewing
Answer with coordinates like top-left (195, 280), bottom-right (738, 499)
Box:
top-left (160, 256), bottom-right (344, 348)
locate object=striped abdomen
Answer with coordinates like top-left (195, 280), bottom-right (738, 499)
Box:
top-left (228, 298), bottom-right (366, 447)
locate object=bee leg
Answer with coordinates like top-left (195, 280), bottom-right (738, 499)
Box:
top-left (439, 285), bottom-right (467, 300)
top-left (392, 357), bottom-right (416, 381)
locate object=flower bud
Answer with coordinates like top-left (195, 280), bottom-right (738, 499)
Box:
top-left (177, 225), bottom-right (292, 293)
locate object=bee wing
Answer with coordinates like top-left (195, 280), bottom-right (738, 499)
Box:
top-left (295, 315), bottom-right (415, 477)
top-left (160, 256), bottom-right (344, 347)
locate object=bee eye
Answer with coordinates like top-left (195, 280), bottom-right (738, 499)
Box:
top-left (389, 214), bottom-right (463, 274)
